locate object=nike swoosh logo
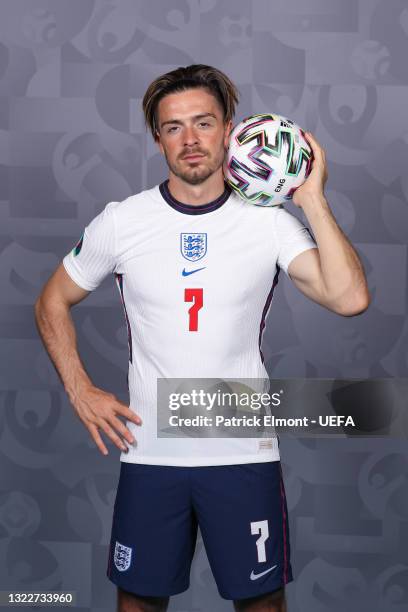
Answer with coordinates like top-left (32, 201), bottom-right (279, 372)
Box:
top-left (182, 267), bottom-right (206, 276)
top-left (250, 564), bottom-right (278, 580)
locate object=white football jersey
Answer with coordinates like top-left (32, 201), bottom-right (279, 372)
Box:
top-left (63, 180), bottom-right (317, 466)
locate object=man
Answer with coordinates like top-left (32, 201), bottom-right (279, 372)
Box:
top-left (34, 64), bottom-right (370, 612)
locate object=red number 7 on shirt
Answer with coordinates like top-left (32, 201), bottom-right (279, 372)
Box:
top-left (185, 288), bottom-right (203, 331)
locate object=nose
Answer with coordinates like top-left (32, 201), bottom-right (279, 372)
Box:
top-left (184, 125), bottom-right (199, 147)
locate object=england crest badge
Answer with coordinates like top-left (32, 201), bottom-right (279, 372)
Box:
top-left (180, 233), bottom-right (207, 262)
top-left (114, 540), bottom-right (132, 572)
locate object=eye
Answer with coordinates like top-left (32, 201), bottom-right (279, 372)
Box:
top-left (167, 126), bottom-right (179, 133)
top-left (198, 122), bottom-right (210, 127)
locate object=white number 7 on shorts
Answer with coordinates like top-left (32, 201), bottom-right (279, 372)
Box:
top-left (250, 519), bottom-right (269, 563)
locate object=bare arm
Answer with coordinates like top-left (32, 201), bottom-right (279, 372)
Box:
top-left (288, 131), bottom-right (371, 316)
top-left (287, 234), bottom-right (370, 316)
top-left (34, 263), bottom-right (141, 455)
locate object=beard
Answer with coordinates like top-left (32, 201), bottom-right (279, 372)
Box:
top-left (163, 147), bottom-right (226, 186)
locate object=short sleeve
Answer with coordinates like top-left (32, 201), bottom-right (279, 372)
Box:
top-left (62, 201), bottom-right (118, 291)
top-left (274, 205), bottom-right (317, 275)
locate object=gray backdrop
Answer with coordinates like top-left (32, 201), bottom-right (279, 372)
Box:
top-left (1, 0), bottom-right (407, 610)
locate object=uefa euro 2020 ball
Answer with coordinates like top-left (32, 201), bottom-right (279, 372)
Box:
top-left (223, 113), bottom-right (313, 207)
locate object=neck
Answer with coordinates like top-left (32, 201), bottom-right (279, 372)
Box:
top-left (167, 171), bottom-right (226, 205)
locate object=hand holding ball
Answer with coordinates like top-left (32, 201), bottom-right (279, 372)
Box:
top-left (223, 114), bottom-right (313, 207)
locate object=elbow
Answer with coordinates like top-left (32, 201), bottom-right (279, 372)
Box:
top-left (33, 292), bottom-right (60, 324)
top-left (34, 294), bottom-right (42, 318)
top-left (336, 289), bottom-right (372, 317)
top-left (34, 292), bottom-right (48, 315)
top-left (34, 294), bottom-right (47, 328)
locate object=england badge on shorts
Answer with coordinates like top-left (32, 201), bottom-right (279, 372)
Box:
top-left (180, 233), bottom-right (207, 262)
top-left (114, 540), bottom-right (132, 571)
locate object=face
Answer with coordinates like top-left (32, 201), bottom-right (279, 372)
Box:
top-left (155, 88), bottom-right (232, 185)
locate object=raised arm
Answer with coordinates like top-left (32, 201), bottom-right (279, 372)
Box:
top-left (287, 131), bottom-right (371, 316)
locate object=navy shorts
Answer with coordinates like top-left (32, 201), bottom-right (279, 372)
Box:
top-left (106, 460), bottom-right (293, 600)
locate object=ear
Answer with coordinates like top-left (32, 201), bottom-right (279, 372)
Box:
top-left (155, 130), bottom-right (164, 155)
top-left (223, 120), bottom-right (233, 149)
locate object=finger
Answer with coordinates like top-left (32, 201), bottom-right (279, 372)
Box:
top-left (113, 401), bottom-right (143, 425)
top-left (305, 132), bottom-right (325, 160)
top-left (88, 423), bottom-right (109, 456)
top-left (305, 130), bottom-right (320, 145)
top-left (108, 415), bottom-right (136, 445)
top-left (98, 419), bottom-right (129, 452)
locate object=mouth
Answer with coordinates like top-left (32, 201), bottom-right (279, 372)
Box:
top-left (182, 154), bottom-right (206, 162)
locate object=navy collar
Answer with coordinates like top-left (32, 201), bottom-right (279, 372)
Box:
top-left (159, 179), bottom-right (231, 215)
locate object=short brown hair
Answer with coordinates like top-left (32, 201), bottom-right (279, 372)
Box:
top-left (142, 64), bottom-right (240, 141)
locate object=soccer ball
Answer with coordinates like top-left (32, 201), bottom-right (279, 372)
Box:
top-left (223, 113), bottom-right (313, 206)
